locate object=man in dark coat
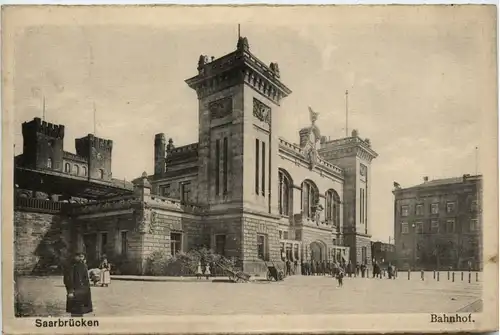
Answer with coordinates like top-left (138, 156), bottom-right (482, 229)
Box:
top-left (64, 253), bottom-right (93, 317)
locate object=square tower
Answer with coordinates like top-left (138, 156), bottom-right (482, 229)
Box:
top-left (21, 117), bottom-right (65, 171)
top-left (185, 37), bottom-right (292, 273)
top-left (185, 37), bottom-right (291, 212)
top-left (318, 129), bottom-right (378, 265)
top-left (75, 134), bottom-right (113, 181)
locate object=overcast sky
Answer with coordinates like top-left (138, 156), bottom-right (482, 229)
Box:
top-left (10, 6), bottom-right (496, 242)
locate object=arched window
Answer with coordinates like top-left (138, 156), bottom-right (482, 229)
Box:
top-left (64, 163), bottom-right (70, 173)
top-left (99, 169), bottom-right (104, 179)
top-left (73, 165), bottom-right (79, 175)
top-left (47, 158), bottom-right (52, 169)
top-left (82, 166), bottom-right (87, 176)
top-left (325, 189), bottom-right (341, 226)
top-left (301, 180), bottom-right (319, 219)
top-left (278, 169), bottom-right (293, 216)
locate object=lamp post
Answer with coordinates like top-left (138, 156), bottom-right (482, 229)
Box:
top-left (412, 223), bottom-right (416, 270)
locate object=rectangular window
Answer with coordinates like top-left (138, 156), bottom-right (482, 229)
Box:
top-left (416, 204), bottom-right (424, 216)
top-left (360, 188), bottom-right (364, 224)
top-left (180, 182), bottom-right (191, 203)
top-left (446, 202), bottom-right (455, 213)
top-left (471, 200), bottom-right (478, 212)
top-left (100, 232), bottom-right (108, 256)
top-left (215, 234), bottom-right (226, 256)
top-left (261, 141), bottom-right (266, 196)
top-left (470, 219), bottom-right (479, 232)
top-left (446, 219), bottom-right (456, 233)
top-left (361, 246), bottom-right (367, 264)
top-left (283, 231), bottom-right (289, 240)
top-left (120, 231), bottom-right (128, 256)
top-left (401, 205), bottom-right (409, 217)
top-left (401, 222), bottom-right (409, 234)
top-left (431, 220), bottom-right (439, 233)
top-left (215, 139), bottom-right (220, 195)
top-left (170, 233), bottom-right (182, 256)
top-left (223, 137), bottom-right (228, 194)
top-left (416, 222), bottom-right (424, 234)
top-left (278, 230), bottom-right (283, 240)
top-left (257, 234), bottom-right (267, 260)
top-left (160, 184), bottom-right (171, 197)
top-left (255, 139), bottom-right (259, 195)
top-left (431, 203), bottom-right (439, 214)
top-left (294, 244), bottom-right (299, 260)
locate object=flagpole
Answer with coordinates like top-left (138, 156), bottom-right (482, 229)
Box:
top-left (475, 146), bottom-right (478, 175)
top-left (42, 96), bottom-right (46, 121)
top-left (93, 102), bottom-right (97, 136)
top-left (345, 90), bottom-right (349, 137)
top-left (238, 24), bottom-right (241, 38)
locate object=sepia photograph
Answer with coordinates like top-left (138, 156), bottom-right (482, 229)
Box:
top-left (2, 5), bottom-right (498, 334)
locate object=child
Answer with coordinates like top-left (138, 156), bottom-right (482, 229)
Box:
top-left (336, 268), bottom-right (344, 287)
top-left (196, 261), bottom-right (203, 280)
top-left (204, 263), bottom-right (211, 280)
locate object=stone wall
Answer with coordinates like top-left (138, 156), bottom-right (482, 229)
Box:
top-left (242, 213), bottom-right (281, 274)
top-left (14, 210), bottom-right (70, 275)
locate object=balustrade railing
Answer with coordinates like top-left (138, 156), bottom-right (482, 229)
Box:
top-left (15, 197), bottom-right (63, 213)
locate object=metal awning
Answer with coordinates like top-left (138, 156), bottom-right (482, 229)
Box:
top-left (15, 167), bottom-right (134, 200)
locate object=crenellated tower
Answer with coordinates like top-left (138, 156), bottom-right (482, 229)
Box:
top-left (21, 117), bottom-right (65, 171)
top-left (75, 134), bottom-right (113, 181)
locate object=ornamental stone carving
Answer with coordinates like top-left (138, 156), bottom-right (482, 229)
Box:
top-left (209, 97), bottom-right (233, 119)
top-left (253, 98), bottom-right (271, 125)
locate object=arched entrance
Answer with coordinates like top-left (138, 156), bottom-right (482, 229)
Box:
top-left (310, 240), bottom-right (327, 262)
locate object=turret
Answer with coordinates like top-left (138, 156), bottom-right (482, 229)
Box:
top-left (75, 134), bottom-right (113, 181)
top-left (154, 133), bottom-right (166, 175)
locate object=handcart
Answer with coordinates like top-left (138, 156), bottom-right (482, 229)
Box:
top-left (265, 260), bottom-right (285, 281)
top-left (215, 259), bottom-right (251, 283)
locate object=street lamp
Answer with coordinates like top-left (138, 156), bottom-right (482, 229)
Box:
top-left (411, 223), bottom-right (416, 270)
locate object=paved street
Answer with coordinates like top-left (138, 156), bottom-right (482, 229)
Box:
top-left (16, 272), bottom-right (482, 317)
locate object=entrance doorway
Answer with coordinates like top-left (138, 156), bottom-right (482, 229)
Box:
top-left (310, 241), bottom-right (326, 262)
top-left (83, 233), bottom-right (97, 267)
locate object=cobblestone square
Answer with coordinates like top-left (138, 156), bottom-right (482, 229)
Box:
top-left (16, 272), bottom-right (482, 317)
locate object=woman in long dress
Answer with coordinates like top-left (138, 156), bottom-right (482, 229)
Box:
top-left (63, 252), bottom-right (93, 316)
top-left (99, 256), bottom-right (111, 287)
top-left (204, 263), bottom-right (211, 280)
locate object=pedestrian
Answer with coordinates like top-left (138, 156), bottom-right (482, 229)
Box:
top-left (311, 260), bottom-right (316, 276)
top-left (99, 256), bottom-right (111, 287)
top-left (204, 263), bottom-right (211, 280)
top-left (356, 263), bottom-right (360, 277)
top-left (286, 260), bottom-right (291, 276)
top-left (63, 252), bottom-right (93, 317)
top-left (336, 268), bottom-right (344, 287)
top-left (196, 261), bottom-right (203, 279)
top-left (294, 260), bottom-right (298, 275)
top-left (361, 263), bottom-right (366, 278)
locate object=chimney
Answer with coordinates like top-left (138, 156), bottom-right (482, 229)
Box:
top-left (423, 176), bottom-right (429, 183)
top-left (299, 128), bottom-right (310, 148)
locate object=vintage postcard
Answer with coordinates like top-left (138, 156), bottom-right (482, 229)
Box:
top-left (2, 5), bottom-right (498, 334)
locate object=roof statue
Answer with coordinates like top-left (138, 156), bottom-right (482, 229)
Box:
top-left (308, 106), bottom-right (319, 125)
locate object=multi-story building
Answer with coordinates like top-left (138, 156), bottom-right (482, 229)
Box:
top-left (393, 175), bottom-right (482, 271)
top-left (14, 35), bottom-right (378, 275)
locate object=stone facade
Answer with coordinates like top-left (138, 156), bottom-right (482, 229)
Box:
top-left (393, 175), bottom-right (482, 271)
top-left (14, 35), bottom-right (379, 276)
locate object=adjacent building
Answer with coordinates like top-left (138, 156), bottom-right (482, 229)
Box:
top-left (393, 175), bottom-right (482, 271)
